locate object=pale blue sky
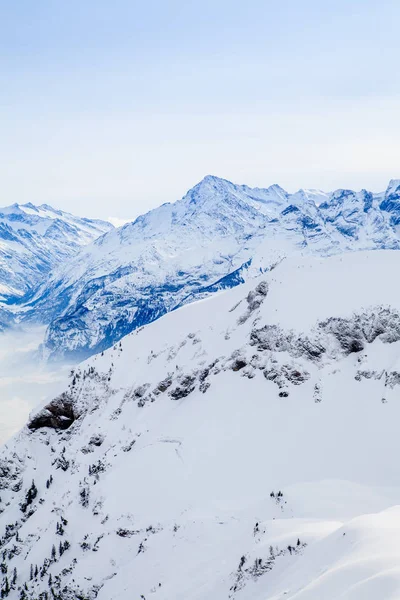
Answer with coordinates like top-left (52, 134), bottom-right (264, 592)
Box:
top-left (1, 0), bottom-right (400, 219)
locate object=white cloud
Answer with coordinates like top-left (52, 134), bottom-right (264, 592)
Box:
top-left (0, 327), bottom-right (71, 445)
top-left (107, 217), bottom-right (134, 228)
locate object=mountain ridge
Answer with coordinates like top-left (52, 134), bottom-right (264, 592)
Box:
top-left (1, 250), bottom-right (400, 598)
top-left (23, 175), bottom-right (400, 360)
top-left (2, 176), bottom-right (400, 358)
top-left (0, 202), bottom-right (113, 313)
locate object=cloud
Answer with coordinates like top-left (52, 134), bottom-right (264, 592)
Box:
top-left (107, 217), bottom-right (134, 228)
top-left (0, 327), bottom-right (71, 446)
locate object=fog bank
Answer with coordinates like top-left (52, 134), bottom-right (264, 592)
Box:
top-left (0, 327), bottom-right (72, 445)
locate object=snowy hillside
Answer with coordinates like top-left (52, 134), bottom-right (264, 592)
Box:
top-left (25, 175), bottom-right (400, 360)
top-left (0, 203), bottom-right (112, 312)
top-left (2, 250), bottom-right (400, 598)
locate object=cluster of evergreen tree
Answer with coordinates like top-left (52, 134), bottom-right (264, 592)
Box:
top-left (1, 566), bottom-right (17, 597)
top-left (20, 481), bottom-right (38, 513)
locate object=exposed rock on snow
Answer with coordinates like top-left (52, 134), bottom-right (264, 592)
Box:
top-left (28, 394), bottom-right (76, 431)
top-left (2, 251), bottom-right (400, 598)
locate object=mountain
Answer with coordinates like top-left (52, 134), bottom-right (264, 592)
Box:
top-left (24, 176), bottom-right (400, 360)
top-left (0, 203), bottom-right (113, 313)
top-left (2, 250), bottom-right (400, 598)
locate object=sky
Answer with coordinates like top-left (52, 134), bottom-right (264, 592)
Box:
top-left (1, 0), bottom-right (400, 221)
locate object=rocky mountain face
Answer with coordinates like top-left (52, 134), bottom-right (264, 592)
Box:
top-left (1, 251), bottom-right (400, 599)
top-left (0, 203), bottom-right (113, 330)
top-left (23, 176), bottom-right (400, 360)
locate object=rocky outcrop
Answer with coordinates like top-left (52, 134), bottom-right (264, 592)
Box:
top-left (28, 393), bottom-right (76, 431)
top-left (237, 281), bottom-right (269, 324)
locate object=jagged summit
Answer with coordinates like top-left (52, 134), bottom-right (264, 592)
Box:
top-left (196, 173), bottom-right (231, 185)
top-left (385, 178), bottom-right (400, 196)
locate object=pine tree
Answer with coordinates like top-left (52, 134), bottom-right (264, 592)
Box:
top-left (21, 480), bottom-right (38, 513)
top-left (56, 522), bottom-right (64, 536)
top-left (11, 567), bottom-right (17, 586)
top-left (51, 545), bottom-right (56, 561)
top-left (30, 564), bottom-right (33, 580)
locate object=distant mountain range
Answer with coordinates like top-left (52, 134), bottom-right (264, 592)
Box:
top-left (2, 176), bottom-right (400, 358)
top-left (15, 175), bottom-right (400, 359)
top-left (0, 203), bottom-right (112, 329)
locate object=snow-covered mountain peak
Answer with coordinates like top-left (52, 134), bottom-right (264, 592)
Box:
top-left (0, 202), bottom-right (112, 236)
top-left (183, 174), bottom-right (234, 201)
top-left (193, 173), bottom-right (230, 187)
top-left (93, 176), bottom-right (273, 250)
top-left (0, 202), bottom-right (113, 308)
top-left (379, 178), bottom-right (400, 226)
top-left (385, 178), bottom-right (400, 197)
top-left (181, 176), bottom-right (290, 216)
top-left (292, 188), bottom-right (329, 204)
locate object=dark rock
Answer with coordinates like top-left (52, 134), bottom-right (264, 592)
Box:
top-left (385, 371), bottom-right (400, 388)
top-left (199, 381), bottom-right (210, 393)
top-left (250, 325), bottom-right (293, 353)
top-left (116, 528), bottom-right (140, 538)
top-left (232, 358), bottom-right (247, 372)
top-left (133, 384), bottom-right (150, 398)
top-left (238, 281), bottom-right (269, 323)
top-left (319, 317), bottom-right (365, 354)
top-left (154, 376), bottom-right (173, 394)
top-left (297, 337), bottom-right (326, 360)
top-left (28, 393), bottom-right (76, 431)
top-left (198, 368), bottom-right (210, 382)
top-left (89, 433), bottom-right (104, 447)
top-left (169, 375), bottom-right (196, 400)
top-left (285, 368), bottom-right (310, 385)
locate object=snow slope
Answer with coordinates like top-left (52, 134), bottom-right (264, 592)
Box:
top-left (26, 175), bottom-right (400, 360)
top-left (0, 203), bottom-right (112, 308)
top-left (2, 250), bottom-right (400, 598)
